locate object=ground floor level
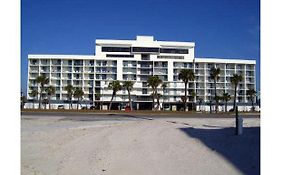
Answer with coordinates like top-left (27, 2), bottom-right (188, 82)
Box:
top-left (24, 100), bottom-right (260, 112)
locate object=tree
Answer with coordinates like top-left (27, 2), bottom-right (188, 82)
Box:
top-left (30, 89), bottom-right (38, 109)
top-left (35, 75), bottom-right (49, 109)
top-left (21, 95), bottom-right (27, 110)
top-left (230, 74), bottom-right (243, 110)
top-left (108, 80), bottom-right (122, 110)
top-left (45, 86), bottom-right (55, 109)
top-left (247, 89), bottom-right (256, 111)
top-left (210, 67), bottom-right (221, 113)
top-left (161, 82), bottom-right (167, 111)
top-left (198, 98), bottom-right (203, 111)
top-left (95, 93), bottom-right (101, 110)
top-left (221, 92), bottom-right (231, 112)
top-left (123, 81), bottom-right (135, 110)
top-left (178, 69), bottom-right (195, 111)
top-left (64, 84), bottom-right (74, 109)
top-left (190, 90), bottom-right (197, 111)
top-left (74, 88), bottom-right (84, 109)
top-left (42, 98), bottom-right (48, 109)
top-left (214, 96), bottom-right (221, 112)
top-left (147, 76), bottom-right (163, 110)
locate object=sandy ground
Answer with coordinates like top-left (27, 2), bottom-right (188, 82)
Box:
top-left (21, 115), bottom-right (260, 175)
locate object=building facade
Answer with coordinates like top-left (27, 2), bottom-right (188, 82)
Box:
top-left (26, 36), bottom-right (257, 111)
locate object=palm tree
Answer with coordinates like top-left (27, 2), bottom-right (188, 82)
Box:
top-left (221, 92), bottom-right (231, 112)
top-left (198, 98), bottom-right (203, 111)
top-left (161, 82), bottom-right (167, 111)
top-left (247, 89), bottom-right (256, 111)
top-left (21, 94), bottom-right (27, 110)
top-left (35, 75), bottom-right (49, 109)
top-left (178, 69), bottom-right (195, 111)
top-left (190, 90), bottom-right (197, 111)
top-left (64, 84), bottom-right (74, 109)
top-left (46, 86), bottom-right (55, 109)
top-left (147, 76), bottom-right (163, 110)
top-left (42, 98), bottom-right (48, 109)
top-left (230, 74), bottom-right (243, 110)
top-left (123, 81), bottom-right (135, 110)
top-left (214, 96), bottom-right (221, 112)
top-left (30, 89), bottom-right (38, 109)
top-left (95, 93), bottom-right (101, 110)
top-left (74, 88), bottom-right (84, 109)
top-left (210, 67), bottom-right (221, 113)
top-left (108, 80), bottom-right (122, 110)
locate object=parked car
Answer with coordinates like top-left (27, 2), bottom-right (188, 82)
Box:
top-left (58, 105), bottom-right (64, 109)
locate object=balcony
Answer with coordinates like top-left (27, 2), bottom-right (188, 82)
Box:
top-left (30, 69), bottom-right (39, 73)
top-left (139, 64), bottom-right (152, 68)
top-left (51, 62), bottom-right (61, 66)
top-left (154, 70), bottom-right (167, 75)
top-left (40, 70), bottom-right (50, 73)
top-left (30, 62), bottom-right (39, 66)
top-left (139, 71), bottom-right (152, 75)
top-left (154, 62), bottom-right (168, 68)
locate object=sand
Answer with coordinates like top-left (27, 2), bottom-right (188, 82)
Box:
top-left (21, 115), bottom-right (260, 175)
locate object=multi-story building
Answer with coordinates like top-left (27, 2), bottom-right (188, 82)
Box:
top-left (26, 36), bottom-right (257, 111)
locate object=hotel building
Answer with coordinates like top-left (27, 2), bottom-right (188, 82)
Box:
top-left (27, 36), bottom-right (257, 111)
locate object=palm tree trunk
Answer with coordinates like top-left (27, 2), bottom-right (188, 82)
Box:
top-left (128, 90), bottom-right (132, 110)
top-left (184, 82), bottom-right (187, 111)
top-left (48, 96), bottom-right (51, 110)
top-left (152, 89), bottom-right (155, 110)
top-left (39, 86), bottom-right (42, 109)
top-left (69, 97), bottom-right (71, 109)
top-left (251, 98), bottom-right (254, 111)
top-left (225, 101), bottom-right (227, 112)
top-left (77, 98), bottom-right (79, 110)
top-left (214, 79), bottom-right (218, 113)
top-left (155, 89), bottom-right (160, 110)
top-left (162, 89), bottom-right (165, 111)
top-left (109, 92), bottom-right (115, 110)
top-left (233, 85), bottom-right (237, 110)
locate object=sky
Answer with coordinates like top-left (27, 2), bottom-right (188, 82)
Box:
top-left (21, 0), bottom-right (260, 94)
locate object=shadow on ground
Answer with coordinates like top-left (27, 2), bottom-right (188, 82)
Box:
top-left (179, 127), bottom-right (260, 175)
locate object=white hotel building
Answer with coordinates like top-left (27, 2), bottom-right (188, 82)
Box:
top-left (27, 36), bottom-right (257, 111)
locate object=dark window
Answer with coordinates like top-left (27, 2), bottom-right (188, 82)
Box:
top-left (160, 48), bottom-right (189, 54)
top-left (142, 89), bottom-right (148, 94)
top-left (95, 81), bottom-right (100, 87)
top-left (102, 47), bottom-right (130, 52)
top-left (106, 54), bottom-right (134, 58)
top-left (132, 47), bottom-right (159, 53)
top-left (142, 82), bottom-right (148, 87)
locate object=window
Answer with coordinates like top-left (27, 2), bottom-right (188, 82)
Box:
top-left (157, 55), bottom-right (184, 59)
top-left (106, 54), bottom-right (134, 58)
top-left (160, 48), bottom-right (189, 54)
top-left (132, 47), bottom-right (159, 53)
top-left (142, 82), bottom-right (147, 87)
top-left (102, 47), bottom-right (130, 52)
top-left (56, 94), bottom-right (60, 99)
top-left (142, 89), bottom-right (148, 94)
top-left (96, 81), bottom-right (100, 87)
